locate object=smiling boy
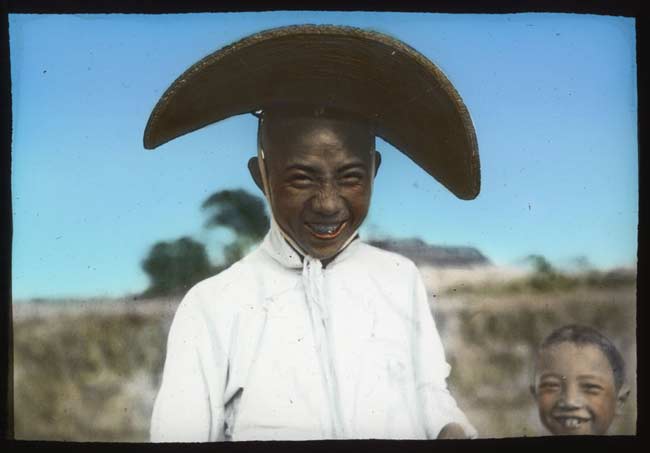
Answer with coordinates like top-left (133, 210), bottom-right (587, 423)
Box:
top-left (531, 325), bottom-right (630, 436)
top-left (145, 25), bottom-right (480, 441)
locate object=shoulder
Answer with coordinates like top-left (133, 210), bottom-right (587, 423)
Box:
top-left (188, 259), bottom-right (255, 300)
top-left (349, 242), bottom-right (428, 328)
top-left (336, 241), bottom-right (422, 291)
top-left (175, 248), bottom-right (268, 320)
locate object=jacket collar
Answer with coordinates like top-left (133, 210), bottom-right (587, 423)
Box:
top-left (260, 216), bottom-right (361, 271)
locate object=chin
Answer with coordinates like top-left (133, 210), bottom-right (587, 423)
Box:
top-left (300, 233), bottom-right (355, 260)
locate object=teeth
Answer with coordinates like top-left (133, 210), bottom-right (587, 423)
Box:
top-left (310, 224), bottom-right (340, 234)
top-left (561, 418), bottom-right (583, 428)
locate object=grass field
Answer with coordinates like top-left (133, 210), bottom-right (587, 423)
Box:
top-left (12, 269), bottom-right (636, 441)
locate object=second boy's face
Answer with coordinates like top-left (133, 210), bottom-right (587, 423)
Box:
top-left (533, 342), bottom-right (620, 435)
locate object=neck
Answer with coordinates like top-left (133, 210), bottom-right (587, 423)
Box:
top-left (275, 219), bottom-right (359, 268)
top-left (288, 234), bottom-right (360, 268)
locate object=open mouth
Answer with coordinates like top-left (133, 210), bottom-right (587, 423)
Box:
top-left (554, 416), bottom-right (590, 430)
top-left (305, 221), bottom-right (348, 240)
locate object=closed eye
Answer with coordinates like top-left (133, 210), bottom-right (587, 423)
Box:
top-left (539, 382), bottom-right (561, 392)
top-left (339, 171), bottom-right (365, 186)
top-left (287, 173), bottom-right (315, 188)
top-left (581, 383), bottom-right (604, 395)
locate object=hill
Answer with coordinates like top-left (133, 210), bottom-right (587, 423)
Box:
top-left (368, 237), bottom-right (490, 267)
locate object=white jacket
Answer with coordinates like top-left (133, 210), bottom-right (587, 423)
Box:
top-left (150, 222), bottom-right (476, 441)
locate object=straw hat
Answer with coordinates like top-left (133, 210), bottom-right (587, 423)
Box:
top-left (144, 24), bottom-right (480, 199)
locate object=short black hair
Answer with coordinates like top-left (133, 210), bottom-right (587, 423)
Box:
top-left (540, 324), bottom-right (626, 390)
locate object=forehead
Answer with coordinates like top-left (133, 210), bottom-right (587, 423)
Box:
top-left (537, 342), bottom-right (615, 381)
top-left (261, 114), bottom-right (374, 165)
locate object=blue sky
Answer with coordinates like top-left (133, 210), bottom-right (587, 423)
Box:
top-left (9, 12), bottom-right (638, 300)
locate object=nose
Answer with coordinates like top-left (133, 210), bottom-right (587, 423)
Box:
top-left (311, 183), bottom-right (343, 216)
top-left (558, 381), bottom-right (584, 409)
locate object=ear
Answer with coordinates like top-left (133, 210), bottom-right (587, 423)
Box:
top-left (529, 384), bottom-right (538, 400)
top-left (248, 157), bottom-right (265, 193)
top-left (616, 386), bottom-right (630, 415)
top-left (373, 150), bottom-right (382, 177)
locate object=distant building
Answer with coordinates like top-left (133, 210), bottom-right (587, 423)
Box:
top-left (368, 237), bottom-right (490, 268)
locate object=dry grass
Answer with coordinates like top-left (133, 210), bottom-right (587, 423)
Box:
top-left (12, 273), bottom-right (637, 441)
top-left (419, 264), bottom-right (531, 294)
top-left (13, 296), bottom-right (178, 441)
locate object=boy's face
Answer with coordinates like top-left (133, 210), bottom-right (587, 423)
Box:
top-left (532, 342), bottom-right (624, 435)
top-left (261, 115), bottom-right (377, 260)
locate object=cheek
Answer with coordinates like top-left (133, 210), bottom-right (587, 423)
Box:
top-left (537, 394), bottom-right (557, 414)
top-left (273, 187), bottom-right (309, 213)
top-left (589, 395), bottom-right (617, 420)
top-left (345, 187), bottom-right (372, 214)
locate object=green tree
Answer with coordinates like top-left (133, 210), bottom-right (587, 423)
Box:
top-left (201, 189), bottom-right (269, 264)
top-left (572, 255), bottom-right (593, 272)
top-left (141, 237), bottom-right (214, 297)
top-left (525, 254), bottom-right (554, 276)
top-left (524, 254), bottom-right (575, 292)
top-left (139, 189), bottom-right (269, 298)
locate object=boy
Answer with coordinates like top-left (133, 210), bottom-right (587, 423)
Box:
top-left (145, 25), bottom-right (480, 441)
top-left (531, 324), bottom-right (630, 435)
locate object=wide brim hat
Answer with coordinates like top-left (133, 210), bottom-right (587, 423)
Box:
top-left (144, 24), bottom-right (480, 199)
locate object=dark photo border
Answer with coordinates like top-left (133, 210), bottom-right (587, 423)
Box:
top-left (1, 1), bottom-right (643, 452)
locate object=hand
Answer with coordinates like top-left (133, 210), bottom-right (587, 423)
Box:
top-left (437, 422), bottom-right (467, 439)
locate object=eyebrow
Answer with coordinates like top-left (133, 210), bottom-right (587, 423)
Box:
top-left (538, 373), bottom-right (562, 380)
top-left (284, 161), bottom-right (368, 174)
top-left (337, 162), bottom-right (368, 173)
top-left (285, 164), bottom-right (317, 173)
top-left (577, 374), bottom-right (607, 381)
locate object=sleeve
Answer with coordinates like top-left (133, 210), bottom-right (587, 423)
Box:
top-left (150, 290), bottom-right (227, 442)
top-left (410, 266), bottom-right (478, 439)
